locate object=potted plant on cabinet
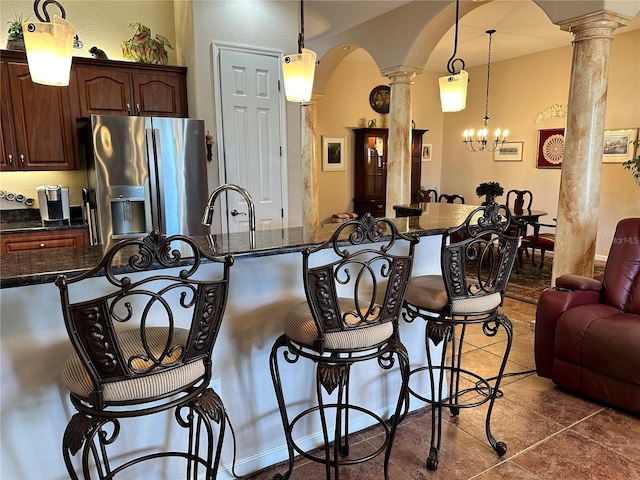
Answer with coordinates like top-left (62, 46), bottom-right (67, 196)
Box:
top-left (6, 15), bottom-right (26, 51)
top-left (476, 181), bottom-right (504, 205)
top-left (622, 138), bottom-right (640, 185)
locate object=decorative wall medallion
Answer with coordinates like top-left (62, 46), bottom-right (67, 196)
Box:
top-left (534, 104), bottom-right (567, 124)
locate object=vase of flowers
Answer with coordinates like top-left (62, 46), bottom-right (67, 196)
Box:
top-left (121, 22), bottom-right (173, 65)
top-left (475, 181), bottom-right (504, 205)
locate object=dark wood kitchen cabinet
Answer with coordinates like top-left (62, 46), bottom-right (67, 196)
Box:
top-left (73, 61), bottom-right (188, 118)
top-left (1, 57), bottom-right (78, 171)
top-left (352, 128), bottom-right (426, 217)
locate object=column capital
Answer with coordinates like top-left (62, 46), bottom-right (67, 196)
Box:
top-left (380, 66), bottom-right (422, 84)
top-left (559, 10), bottom-right (630, 42)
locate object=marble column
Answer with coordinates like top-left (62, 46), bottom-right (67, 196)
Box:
top-left (552, 11), bottom-right (629, 282)
top-left (381, 67), bottom-right (421, 218)
top-left (301, 94), bottom-right (322, 226)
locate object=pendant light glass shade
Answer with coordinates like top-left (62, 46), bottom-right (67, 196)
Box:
top-left (439, 70), bottom-right (468, 112)
top-left (23, 15), bottom-right (74, 86)
top-left (282, 48), bottom-right (317, 102)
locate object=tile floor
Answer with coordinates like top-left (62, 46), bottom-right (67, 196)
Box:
top-left (245, 297), bottom-right (640, 479)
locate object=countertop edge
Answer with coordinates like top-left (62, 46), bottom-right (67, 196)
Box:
top-left (1, 202), bottom-right (480, 289)
top-left (0, 228), bottom-right (446, 289)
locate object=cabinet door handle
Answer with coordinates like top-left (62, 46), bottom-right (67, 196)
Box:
top-left (136, 104), bottom-right (141, 115)
top-left (40, 243), bottom-right (46, 248)
top-left (126, 103), bottom-right (131, 115)
top-left (7, 154), bottom-right (12, 166)
top-left (20, 154), bottom-right (25, 167)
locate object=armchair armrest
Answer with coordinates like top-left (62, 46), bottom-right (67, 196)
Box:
top-left (555, 274), bottom-right (602, 292)
top-left (534, 276), bottom-right (602, 378)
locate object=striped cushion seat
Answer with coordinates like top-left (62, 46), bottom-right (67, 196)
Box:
top-left (281, 299), bottom-right (393, 350)
top-left (61, 327), bottom-right (205, 403)
top-left (405, 275), bottom-right (502, 315)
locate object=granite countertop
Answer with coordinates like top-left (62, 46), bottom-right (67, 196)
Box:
top-left (0, 203), bottom-right (480, 289)
top-left (0, 207), bottom-right (88, 233)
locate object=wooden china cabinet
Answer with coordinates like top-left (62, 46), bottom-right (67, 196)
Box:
top-left (352, 128), bottom-right (427, 217)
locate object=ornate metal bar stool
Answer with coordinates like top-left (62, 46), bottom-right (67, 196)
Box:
top-left (270, 214), bottom-right (419, 479)
top-left (57, 231), bottom-right (234, 479)
top-left (402, 203), bottom-right (521, 471)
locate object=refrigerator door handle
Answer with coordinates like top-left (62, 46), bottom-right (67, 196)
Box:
top-left (146, 128), bottom-right (162, 233)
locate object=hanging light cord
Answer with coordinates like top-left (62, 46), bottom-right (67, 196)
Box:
top-left (446, 0), bottom-right (466, 75)
top-left (483, 29), bottom-right (496, 125)
top-left (298, 0), bottom-right (305, 53)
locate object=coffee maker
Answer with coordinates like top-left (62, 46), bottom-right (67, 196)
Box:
top-left (37, 185), bottom-right (70, 226)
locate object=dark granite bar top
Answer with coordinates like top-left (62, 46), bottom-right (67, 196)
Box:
top-left (0, 203), bottom-right (481, 289)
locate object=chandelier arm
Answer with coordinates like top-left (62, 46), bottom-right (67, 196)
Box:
top-left (34, 0), bottom-right (67, 22)
top-left (446, 0), bottom-right (466, 75)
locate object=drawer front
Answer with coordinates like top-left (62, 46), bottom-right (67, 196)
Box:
top-left (1, 229), bottom-right (89, 253)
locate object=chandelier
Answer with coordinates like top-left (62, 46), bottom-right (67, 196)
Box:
top-left (463, 30), bottom-right (508, 152)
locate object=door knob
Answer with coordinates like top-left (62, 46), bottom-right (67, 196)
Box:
top-left (230, 209), bottom-right (246, 216)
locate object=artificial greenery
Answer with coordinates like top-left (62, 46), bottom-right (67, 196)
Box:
top-left (121, 22), bottom-right (173, 65)
top-left (622, 138), bottom-right (640, 185)
top-left (7, 15), bottom-right (26, 41)
top-left (475, 181), bottom-right (504, 198)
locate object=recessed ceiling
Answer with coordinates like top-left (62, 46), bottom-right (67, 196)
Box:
top-left (306, 0), bottom-right (640, 71)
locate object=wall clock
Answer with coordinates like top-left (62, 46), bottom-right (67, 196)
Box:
top-left (369, 85), bottom-right (390, 114)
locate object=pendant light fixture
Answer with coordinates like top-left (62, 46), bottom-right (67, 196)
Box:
top-left (22, 0), bottom-right (77, 86)
top-left (463, 30), bottom-right (508, 152)
top-left (282, 0), bottom-right (317, 102)
top-left (439, 0), bottom-right (468, 112)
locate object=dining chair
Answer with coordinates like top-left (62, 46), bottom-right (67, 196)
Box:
top-left (270, 213), bottom-right (420, 480)
top-left (505, 190), bottom-right (556, 270)
top-left (402, 202), bottom-right (522, 471)
top-left (506, 189), bottom-right (533, 215)
top-left (57, 231), bottom-right (234, 479)
top-left (420, 189), bottom-right (438, 203)
top-left (438, 193), bottom-right (465, 204)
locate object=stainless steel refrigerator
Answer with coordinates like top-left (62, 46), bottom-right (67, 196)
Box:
top-left (79, 115), bottom-right (209, 245)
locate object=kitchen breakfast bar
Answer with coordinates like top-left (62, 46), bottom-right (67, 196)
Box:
top-left (1, 203), bottom-right (479, 479)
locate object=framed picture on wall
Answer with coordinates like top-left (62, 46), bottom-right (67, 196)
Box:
top-left (421, 144), bottom-right (432, 161)
top-left (322, 136), bottom-right (345, 171)
top-left (494, 142), bottom-right (523, 161)
top-left (602, 128), bottom-right (636, 163)
top-left (536, 128), bottom-right (565, 168)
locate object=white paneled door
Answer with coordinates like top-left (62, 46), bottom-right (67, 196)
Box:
top-left (215, 45), bottom-right (286, 233)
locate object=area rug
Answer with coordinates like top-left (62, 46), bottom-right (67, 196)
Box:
top-left (506, 253), bottom-right (605, 305)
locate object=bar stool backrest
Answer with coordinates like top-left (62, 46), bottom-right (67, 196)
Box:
top-left (56, 231), bottom-right (233, 410)
top-left (440, 203), bottom-right (520, 317)
top-left (302, 214), bottom-right (419, 350)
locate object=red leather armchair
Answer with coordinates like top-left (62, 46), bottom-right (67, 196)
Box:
top-left (535, 218), bottom-right (640, 413)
